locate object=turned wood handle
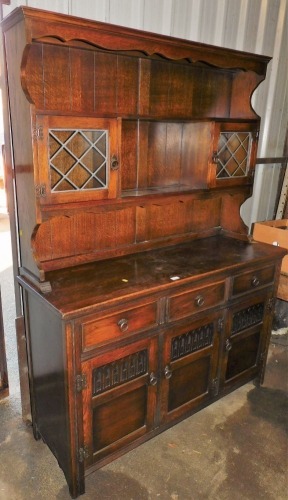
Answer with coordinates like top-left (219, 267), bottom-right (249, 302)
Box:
top-left (195, 294), bottom-right (205, 307)
top-left (117, 318), bottom-right (129, 332)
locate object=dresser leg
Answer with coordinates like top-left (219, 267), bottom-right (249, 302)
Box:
top-left (68, 476), bottom-right (85, 499)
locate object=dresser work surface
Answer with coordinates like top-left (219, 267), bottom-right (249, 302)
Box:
top-left (20, 235), bottom-right (284, 317)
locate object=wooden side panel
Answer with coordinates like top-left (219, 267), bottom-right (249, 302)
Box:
top-left (0, 289), bottom-right (9, 398)
top-left (221, 191), bottom-right (251, 235)
top-left (4, 22), bottom-right (41, 280)
top-left (181, 122), bottom-right (213, 188)
top-left (121, 120), bottom-right (138, 191)
top-left (230, 71), bottom-right (263, 119)
top-left (22, 43), bottom-right (44, 107)
top-left (137, 121), bottom-right (149, 189)
top-left (24, 291), bottom-right (79, 495)
top-left (147, 122), bottom-right (170, 188)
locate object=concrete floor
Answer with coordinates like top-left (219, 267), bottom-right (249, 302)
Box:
top-left (0, 211), bottom-right (287, 500)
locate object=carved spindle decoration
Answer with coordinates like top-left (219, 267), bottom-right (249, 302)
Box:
top-left (171, 323), bottom-right (214, 361)
top-left (92, 349), bottom-right (148, 396)
top-left (232, 302), bottom-right (265, 335)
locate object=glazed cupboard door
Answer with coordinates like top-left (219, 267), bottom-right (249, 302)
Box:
top-left (160, 312), bottom-right (222, 424)
top-left (35, 115), bottom-right (120, 205)
top-left (220, 292), bottom-right (273, 391)
top-left (81, 337), bottom-right (158, 466)
top-left (210, 122), bottom-right (259, 187)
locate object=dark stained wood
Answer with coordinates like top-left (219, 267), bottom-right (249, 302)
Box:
top-left (2, 6), bottom-right (286, 498)
top-left (0, 289), bottom-right (9, 398)
top-left (116, 54), bottom-right (139, 115)
top-left (0, 6), bottom-right (31, 418)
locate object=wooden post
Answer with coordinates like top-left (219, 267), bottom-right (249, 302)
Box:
top-left (0, 287), bottom-right (9, 398)
top-left (0, 0), bottom-right (31, 419)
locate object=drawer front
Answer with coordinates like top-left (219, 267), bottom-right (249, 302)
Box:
top-left (168, 281), bottom-right (226, 322)
top-left (232, 266), bottom-right (275, 296)
top-left (82, 302), bottom-right (158, 351)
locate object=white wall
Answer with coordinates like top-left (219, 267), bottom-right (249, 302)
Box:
top-left (2, 0), bottom-right (288, 225)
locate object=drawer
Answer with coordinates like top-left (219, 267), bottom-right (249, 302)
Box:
top-left (231, 266), bottom-right (275, 296)
top-left (81, 301), bottom-right (158, 351)
top-left (168, 281), bottom-right (226, 322)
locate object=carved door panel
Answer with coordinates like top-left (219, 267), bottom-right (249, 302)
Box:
top-left (81, 336), bottom-right (158, 466)
top-left (210, 122), bottom-right (259, 188)
top-left (220, 292), bottom-right (272, 390)
top-left (160, 312), bottom-right (222, 424)
top-left (36, 115), bottom-right (120, 205)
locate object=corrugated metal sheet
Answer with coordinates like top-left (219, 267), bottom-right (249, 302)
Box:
top-left (2, 0), bottom-right (288, 224)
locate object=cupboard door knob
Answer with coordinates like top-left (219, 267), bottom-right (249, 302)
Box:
top-left (117, 318), bottom-right (129, 332)
top-left (164, 365), bottom-right (172, 379)
top-left (149, 372), bottom-right (158, 386)
top-left (110, 155), bottom-right (119, 170)
top-left (225, 339), bottom-right (232, 352)
top-left (195, 294), bottom-right (205, 307)
top-left (212, 151), bottom-right (219, 164)
top-left (251, 276), bottom-right (260, 287)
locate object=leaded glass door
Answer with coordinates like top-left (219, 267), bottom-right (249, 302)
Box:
top-left (211, 122), bottom-right (259, 187)
top-left (36, 116), bottom-right (119, 205)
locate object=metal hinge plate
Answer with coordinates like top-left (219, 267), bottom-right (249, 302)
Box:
top-left (217, 317), bottom-right (224, 333)
top-left (78, 445), bottom-right (89, 463)
top-left (266, 298), bottom-right (274, 313)
top-left (211, 377), bottom-right (219, 397)
top-left (76, 374), bottom-right (87, 392)
top-left (35, 184), bottom-right (46, 198)
top-left (33, 126), bottom-right (44, 140)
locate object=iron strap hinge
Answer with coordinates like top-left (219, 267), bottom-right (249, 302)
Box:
top-left (78, 445), bottom-right (89, 463)
top-left (76, 373), bottom-right (87, 392)
top-left (35, 184), bottom-right (46, 198)
top-left (32, 126), bottom-right (44, 140)
top-left (211, 377), bottom-right (219, 397)
top-left (217, 317), bottom-right (224, 334)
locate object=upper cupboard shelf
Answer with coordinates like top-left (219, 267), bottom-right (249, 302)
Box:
top-left (21, 42), bottom-right (264, 121)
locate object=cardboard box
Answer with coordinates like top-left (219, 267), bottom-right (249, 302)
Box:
top-left (253, 219), bottom-right (288, 275)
